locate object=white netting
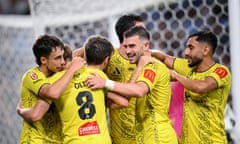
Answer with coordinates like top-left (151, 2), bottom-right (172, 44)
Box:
top-left (0, 15), bottom-right (34, 143)
top-left (28, 0), bottom-right (167, 35)
top-left (29, 0), bottom-right (166, 23)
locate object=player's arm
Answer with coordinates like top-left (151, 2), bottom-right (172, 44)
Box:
top-left (86, 73), bottom-right (149, 98)
top-left (129, 55), bottom-right (153, 82)
top-left (105, 55), bottom-right (152, 97)
top-left (151, 50), bottom-right (175, 69)
top-left (170, 70), bottom-right (217, 94)
top-left (110, 81), bottom-right (148, 98)
top-left (107, 92), bottom-right (129, 109)
top-left (107, 100), bottom-right (126, 109)
top-left (105, 55), bottom-right (153, 105)
top-left (16, 99), bottom-right (50, 122)
top-left (39, 57), bottom-right (85, 100)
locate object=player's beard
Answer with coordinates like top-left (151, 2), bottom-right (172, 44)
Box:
top-left (188, 57), bottom-right (202, 67)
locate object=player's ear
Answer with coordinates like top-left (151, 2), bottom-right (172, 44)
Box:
top-left (144, 41), bottom-right (150, 51)
top-left (40, 56), bottom-right (47, 65)
top-left (104, 56), bottom-right (110, 65)
top-left (203, 44), bottom-right (210, 56)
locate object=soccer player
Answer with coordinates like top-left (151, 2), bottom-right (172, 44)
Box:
top-left (151, 31), bottom-right (231, 143)
top-left (86, 26), bottom-right (178, 144)
top-left (73, 14), bottom-right (145, 144)
top-left (105, 14), bottom-right (145, 144)
top-left (18, 35), bottom-right (128, 143)
top-left (18, 35), bottom-right (84, 143)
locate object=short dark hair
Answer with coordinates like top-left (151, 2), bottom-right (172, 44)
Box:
top-left (115, 14), bottom-right (143, 43)
top-left (124, 26), bottom-right (150, 41)
top-left (32, 35), bottom-right (64, 65)
top-left (84, 35), bottom-right (114, 65)
top-left (63, 44), bottom-right (72, 61)
top-left (188, 31), bottom-right (217, 55)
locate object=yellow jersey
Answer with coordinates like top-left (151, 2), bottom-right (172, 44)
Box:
top-left (135, 59), bottom-right (178, 144)
top-left (49, 67), bottom-right (111, 144)
top-left (174, 58), bottom-right (231, 144)
top-left (20, 67), bottom-right (63, 144)
top-left (106, 48), bottom-right (137, 144)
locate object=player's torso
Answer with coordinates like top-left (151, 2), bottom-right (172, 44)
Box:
top-left (55, 67), bottom-right (111, 144)
top-left (107, 49), bottom-right (137, 140)
top-left (20, 67), bottom-right (63, 143)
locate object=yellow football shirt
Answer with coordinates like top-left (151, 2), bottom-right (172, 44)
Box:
top-left (106, 48), bottom-right (137, 144)
top-left (135, 59), bottom-right (178, 144)
top-left (49, 67), bottom-right (111, 144)
top-left (173, 58), bottom-right (231, 144)
top-left (20, 67), bottom-right (63, 144)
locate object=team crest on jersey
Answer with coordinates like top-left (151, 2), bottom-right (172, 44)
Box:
top-left (144, 69), bottom-right (156, 83)
top-left (79, 121), bottom-right (100, 136)
top-left (74, 73), bottom-right (81, 80)
top-left (214, 67), bottom-right (228, 79)
top-left (30, 72), bottom-right (38, 80)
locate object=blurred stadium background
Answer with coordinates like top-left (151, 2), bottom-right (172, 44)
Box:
top-left (0, 0), bottom-right (239, 143)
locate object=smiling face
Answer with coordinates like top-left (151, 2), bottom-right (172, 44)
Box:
top-left (184, 36), bottom-right (205, 67)
top-left (123, 35), bottom-right (147, 64)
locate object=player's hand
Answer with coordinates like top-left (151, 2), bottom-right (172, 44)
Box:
top-left (69, 56), bottom-right (86, 72)
top-left (138, 55), bottom-right (154, 67)
top-left (170, 70), bottom-right (178, 81)
top-left (85, 72), bottom-right (106, 89)
top-left (16, 101), bottom-right (23, 116)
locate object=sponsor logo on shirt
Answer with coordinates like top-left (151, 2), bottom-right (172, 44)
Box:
top-left (214, 67), bottom-right (228, 79)
top-left (144, 69), bottom-right (156, 83)
top-left (79, 121), bottom-right (100, 136)
top-left (30, 72), bottom-right (38, 80)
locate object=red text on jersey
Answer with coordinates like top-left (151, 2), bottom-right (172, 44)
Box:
top-left (79, 121), bottom-right (100, 136)
top-left (144, 69), bottom-right (156, 83)
top-left (214, 67), bottom-right (228, 79)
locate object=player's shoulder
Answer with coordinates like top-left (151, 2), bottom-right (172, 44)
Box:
top-left (213, 63), bottom-right (230, 70)
top-left (211, 63), bottom-right (230, 74)
top-left (152, 58), bottom-right (168, 69)
top-left (211, 63), bottom-right (231, 78)
top-left (86, 67), bottom-right (108, 79)
top-left (111, 48), bottom-right (122, 58)
top-left (22, 67), bottom-right (44, 80)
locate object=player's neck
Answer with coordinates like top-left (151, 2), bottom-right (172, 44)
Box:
top-left (38, 65), bottom-right (54, 77)
top-left (195, 59), bottom-right (215, 72)
top-left (87, 64), bottom-right (103, 70)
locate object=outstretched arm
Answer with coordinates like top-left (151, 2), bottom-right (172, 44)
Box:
top-left (39, 57), bottom-right (85, 100)
top-left (151, 50), bottom-right (175, 69)
top-left (86, 73), bottom-right (149, 98)
top-left (16, 99), bottom-right (50, 122)
top-left (170, 70), bottom-right (218, 94)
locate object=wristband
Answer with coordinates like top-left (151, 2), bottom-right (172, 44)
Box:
top-left (105, 80), bottom-right (115, 90)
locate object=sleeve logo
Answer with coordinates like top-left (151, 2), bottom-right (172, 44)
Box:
top-left (30, 72), bottom-right (38, 80)
top-left (144, 69), bottom-right (156, 83)
top-left (214, 67), bottom-right (228, 79)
